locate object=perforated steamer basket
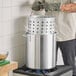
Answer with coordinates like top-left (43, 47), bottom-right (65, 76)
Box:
top-left (26, 15), bottom-right (56, 70)
top-left (27, 15), bottom-right (55, 34)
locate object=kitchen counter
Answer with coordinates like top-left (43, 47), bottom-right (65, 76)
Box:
top-left (13, 65), bottom-right (72, 76)
top-left (0, 62), bottom-right (18, 76)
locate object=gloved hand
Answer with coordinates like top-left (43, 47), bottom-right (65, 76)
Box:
top-left (32, 1), bottom-right (44, 11)
top-left (32, 1), bottom-right (49, 12)
top-left (32, 1), bottom-right (61, 12)
top-left (49, 3), bottom-right (61, 11)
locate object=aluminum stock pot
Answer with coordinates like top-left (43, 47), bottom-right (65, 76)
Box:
top-left (25, 15), bottom-right (56, 69)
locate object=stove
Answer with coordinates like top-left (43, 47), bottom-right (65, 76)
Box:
top-left (13, 65), bottom-right (72, 76)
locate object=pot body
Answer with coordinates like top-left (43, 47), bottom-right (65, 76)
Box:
top-left (25, 15), bottom-right (56, 70)
top-left (26, 33), bottom-right (56, 69)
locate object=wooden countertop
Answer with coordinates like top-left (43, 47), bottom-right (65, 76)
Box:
top-left (0, 62), bottom-right (18, 76)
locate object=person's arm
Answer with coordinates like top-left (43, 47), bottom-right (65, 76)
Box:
top-left (60, 3), bottom-right (76, 12)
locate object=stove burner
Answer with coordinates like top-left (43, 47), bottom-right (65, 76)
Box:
top-left (27, 67), bottom-right (57, 73)
top-left (13, 65), bottom-right (57, 76)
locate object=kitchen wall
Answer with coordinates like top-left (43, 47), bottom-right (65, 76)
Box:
top-left (0, 0), bottom-right (35, 67)
top-left (0, 0), bottom-right (31, 76)
top-left (0, 0), bottom-right (63, 76)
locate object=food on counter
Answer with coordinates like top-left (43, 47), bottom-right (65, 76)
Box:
top-left (0, 54), bottom-right (7, 60)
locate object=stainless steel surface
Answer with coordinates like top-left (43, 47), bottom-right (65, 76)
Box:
top-left (26, 34), bottom-right (56, 69)
top-left (25, 16), bottom-right (56, 69)
top-left (13, 73), bottom-right (29, 76)
top-left (27, 15), bottom-right (55, 35)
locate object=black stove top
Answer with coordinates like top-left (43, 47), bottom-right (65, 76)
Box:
top-left (13, 65), bottom-right (72, 76)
